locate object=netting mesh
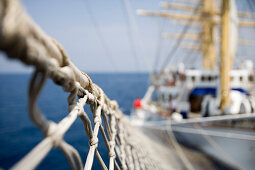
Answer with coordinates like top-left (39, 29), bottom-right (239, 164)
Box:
top-left (0, 0), bottom-right (162, 169)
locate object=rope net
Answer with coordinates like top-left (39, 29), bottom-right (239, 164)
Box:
top-left (0, 0), bottom-right (161, 169)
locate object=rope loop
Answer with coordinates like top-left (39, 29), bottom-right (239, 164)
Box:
top-left (89, 136), bottom-right (99, 147)
top-left (0, 1), bottom-right (169, 169)
top-left (93, 115), bottom-right (102, 125)
top-left (108, 141), bottom-right (116, 158)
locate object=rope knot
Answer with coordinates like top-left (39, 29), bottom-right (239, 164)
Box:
top-left (46, 121), bottom-right (57, 137)
top-left (111, 128), bottom-right (117, 134)
top-left (93, 116), bottom-right (101, 124)
top-left (109, 151), bottom-right (116, 158)
top-left (89, 137), bottom-right (99, 147)
top-left (108, 141), bottom-right (116, 157)
top-left (46, 121), bottom-right (63, 148)
top-left (68, 103), bottom-right (76, 112)
top-left (109, 141), bottom-right (115, 147)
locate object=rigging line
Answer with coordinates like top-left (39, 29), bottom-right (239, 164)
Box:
top-left (159, 1), bottom-right (202, 72)
top-left (246, 0), bottom-right (255, 31)
top-left (152, 0), bottom-right (172, 73)
top-left (161, 21), bottom-right (201, 71)
top-left (247, 0), bottom-right (255, 19)
top-left (141, 123), bottom-right (255, 141)
top-left (239, 0), bottom-right (255, 63)
top-left (154, 15), bottom-right (176, 73)
top-left (152, 17), bottom-right (167, 74)
top-left (120, 0), bottom-right (140, 73)
top-left (179, 33), bottom-right (202, 65)
top-left (172, 126), bottom-right (255, 141)
top-left (168, 30), bottom-right (202, 68)
top-left (246, 0), bottom-right (255, 46)
top-left (122, 0), bottom-right (149, 72)
top-left (193, 124), bottom-right (242, 169)
top-left (83, 0), bottom-right (117, 72)
top-left (183, 46), bottom-right (201, 67)
top-left (160, 25), bottom-right (193, 71)
top-left (166, 123), bottom-right (195, 170)
top-left (181, 42), bottom-right (203, 69)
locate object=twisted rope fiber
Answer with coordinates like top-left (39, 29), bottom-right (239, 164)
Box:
top-left (0, 0), bottom-right (161, 169)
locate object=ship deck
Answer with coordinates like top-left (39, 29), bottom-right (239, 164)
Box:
top-left (134, 125), bottom-right (236, 170)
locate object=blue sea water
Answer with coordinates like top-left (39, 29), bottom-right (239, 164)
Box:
top-left (0, 73), bottom-right (149, 169)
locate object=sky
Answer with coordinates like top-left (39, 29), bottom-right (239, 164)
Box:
top-left (0, 0), bottom-right (163, 73)
top-left (0, 0), bottom-right (255, 73)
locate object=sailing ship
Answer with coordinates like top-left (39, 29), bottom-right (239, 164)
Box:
top-left (130, 0), bottom-right (255, 169)
top-left (1, 0), bottom-right (255, 169)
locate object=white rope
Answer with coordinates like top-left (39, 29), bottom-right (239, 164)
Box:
top-left (171, 126), bottom-right (255, 141)
top-left (141, 113), bottom-right (255, 126)
top-left (0, 0), bottom-right (162, 169)
top-left (193, 124), bottom-right (242, 169)
top-left (122, 0), bottom-right (149, 71)
top-left (142, 122), bottom-right (255, 141)
top-left (166, 124), bottom-right (195, 170)
top-left (84, 0), bottom-right (117, 72)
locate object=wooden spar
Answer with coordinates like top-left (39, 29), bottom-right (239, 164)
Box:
top-left (173, 19), bottom-right (255, 28)
top-left (180, 43), bottom-right (201, 51)
top-left (137, 0), bottom-right (255, 73)
top-left (237, 11), bottom-right (253, 18)
top-left (237, 39), bottom-right (253, 46)
top-left (173, 20), bottom-right (202, 27)
top-left (136, 10), bottom-right (201, 21)
top-left (162, 33), bottom-right (253, 46)
top-left (220, 0), bottom-right (231, 112)
top-left (160, 2), bottom-right (203, 12)
top-left (238, 20), bottom-right (255, 27)
top-left (176, 0), bottom-right (202, 4)
top-left (201, 0), bottom-right (215, 70)
top-left (137, 10), bottom-right (255, 27)
top-left (161, 2), bottom-right (253, 18)
top-left (162, 33), bottom-right (201, 41)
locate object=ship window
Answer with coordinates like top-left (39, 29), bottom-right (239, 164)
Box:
top-left (201, 76), bottom-right (205, 81)
top-left (159, 94), bottom-right (163, 101)
top-left (240, 76), bottom-right (243, 82)
top-left (249, 75), bottom-right (253, 82)
top-left (208, 76), bottom-right (212, 81)
top-left (169, 95), bottom-right (172, 101)
top-left (191, 76), bottom-right (195, 82)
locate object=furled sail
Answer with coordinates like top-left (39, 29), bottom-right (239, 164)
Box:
top-left (229, 0), bottom-right (238, 58)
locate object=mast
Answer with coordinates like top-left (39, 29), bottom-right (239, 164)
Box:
top-left (202, 0), bottom-right (216, 70)
top-left (138, 1), bottom-right (217, 70)
top-left (137, 0), bottom-right (255, 73)
top-left (219, 0), bottom-right (232, 112)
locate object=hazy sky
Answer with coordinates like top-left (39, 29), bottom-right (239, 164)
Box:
top-left (0, 0), bottom-right (164, 73)
top-left (1, 0), bottom-right (255, 73)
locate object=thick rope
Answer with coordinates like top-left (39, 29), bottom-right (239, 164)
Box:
top-left (0, 0), bottom-right (163, 169)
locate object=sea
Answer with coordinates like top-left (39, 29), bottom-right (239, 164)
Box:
top-left (0, 73), bottom-right (149, 169)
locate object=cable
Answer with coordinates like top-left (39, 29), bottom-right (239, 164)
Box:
top-left (83, 0), bottom-right (117, 72)
top-left (159, 0), bottom-right (202, 72)
top-left (166, 123), bottom-right (195, 170)
top-left (152, 17), bottom-right (167, 74)
top-left (120, 0), bottom-right (141, 73)
top-left (122, 0), bottom-right (149, 72)
top-left (247, 0), bottom-right (255, 20)
top-left (152, 0), bottom-right (172, 74)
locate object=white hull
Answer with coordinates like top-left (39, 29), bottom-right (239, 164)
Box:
top-left (131, 110), bottom-right (255, 169)
top-left (172, 124), bottom-right (255, 170)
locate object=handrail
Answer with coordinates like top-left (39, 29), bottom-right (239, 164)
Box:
top-left (0, 0), bottom-right (159, 169)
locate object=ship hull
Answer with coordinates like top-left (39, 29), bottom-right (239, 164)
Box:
top-left (131, 110), bottom-right (255, 169)
top-left (172, 122), bottom-right (255, 170)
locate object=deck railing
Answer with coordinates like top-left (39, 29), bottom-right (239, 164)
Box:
top-left (0, 0), bottom-right (160, 169)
